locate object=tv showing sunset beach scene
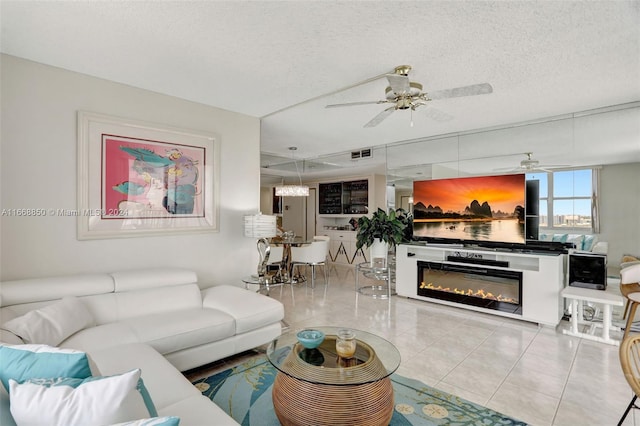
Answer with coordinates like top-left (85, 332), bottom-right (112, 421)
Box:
top-left (412, 174), bottom-right (526, 245)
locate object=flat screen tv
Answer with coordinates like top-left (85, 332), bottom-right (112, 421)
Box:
top-left (412, 174), bottom-right (526, 247)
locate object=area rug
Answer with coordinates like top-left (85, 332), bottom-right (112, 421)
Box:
top-left (192, 356), bottom-right (526, 426)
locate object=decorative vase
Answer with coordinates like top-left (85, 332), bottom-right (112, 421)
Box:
top-left (370, 239), bottom-right (389, 268)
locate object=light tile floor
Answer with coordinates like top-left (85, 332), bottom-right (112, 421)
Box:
top-left (186, 264), bottom-right (636, 426)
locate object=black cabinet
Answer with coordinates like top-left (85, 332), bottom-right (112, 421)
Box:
top-left (319, 179), bottom-right (369, 215)
top-left (318, 182), bottom-right (343, 214)
top-left (341, 179), bottom-right (368, 214)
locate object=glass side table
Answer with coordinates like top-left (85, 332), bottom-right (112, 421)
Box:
top-left (242, 274), bottom-right (288, 296)
top-left (355, 262), bottom-right (395, 299)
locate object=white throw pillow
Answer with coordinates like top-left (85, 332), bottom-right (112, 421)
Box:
top-left (110, 417), bottom-right (180, 426)
top-left (9, 369), bottom-right (152, 426)
top-left (2, 296), bottom-right (95, 346)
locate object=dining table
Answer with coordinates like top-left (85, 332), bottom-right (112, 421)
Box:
top-left (269, 236), bottom-right (312, 284)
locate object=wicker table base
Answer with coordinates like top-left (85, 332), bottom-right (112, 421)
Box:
top-left (272, 372), bottom-right (394, 426)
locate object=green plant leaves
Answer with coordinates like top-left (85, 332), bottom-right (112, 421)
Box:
top-left (356, 208), bottom-right (407, 249)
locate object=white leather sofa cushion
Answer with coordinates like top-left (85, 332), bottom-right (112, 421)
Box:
top-left (202, 285), bottom-right (284, 334)
top-left (88, 343), bottom-right (236, 425)
top-left (0, 274), bottom-right (113, 307)
top-left (122, 309), bottom-right (235, 355)
top-left (79, 293), bottom-right (119, 325)
top-left (114, 284), bottom-right (203, 321)
top-left (159, 396), bottom-right (238, 426)
top-left (60, 322), bottom-right (141, 352)
top-left (111, 269), bottom-right (198, 292)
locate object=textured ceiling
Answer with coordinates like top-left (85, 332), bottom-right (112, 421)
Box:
top-left (2, 1), bottom-right (639, 179)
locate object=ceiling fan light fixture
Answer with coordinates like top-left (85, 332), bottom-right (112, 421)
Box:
top-left (385, 82), bottom-right (423, 100)
top-left (520, 152), bottom-right (540, 170)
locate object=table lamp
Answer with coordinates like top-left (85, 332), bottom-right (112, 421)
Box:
top-left (243, 213), bottom-right (277, 279)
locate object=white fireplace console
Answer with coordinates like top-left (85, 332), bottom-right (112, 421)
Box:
top-left (396, 243), bottom-right (566, 326)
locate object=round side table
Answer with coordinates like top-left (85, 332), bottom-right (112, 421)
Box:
top-left (355, 262), bottom-right (394, 299)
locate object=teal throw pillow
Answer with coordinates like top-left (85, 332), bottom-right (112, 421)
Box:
top-left (0, 344), bottom-right (92, 392)
top-left (582, 235), bottom-right (596, 251)
top-left (552, 234), bottom-right (568, 243)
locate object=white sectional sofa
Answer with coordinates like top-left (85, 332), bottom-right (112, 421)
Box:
top-left (0, 268), bottom-right (285, 425)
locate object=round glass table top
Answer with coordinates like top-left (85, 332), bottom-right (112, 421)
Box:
top-left (266, 326), bottom-right (401, 385)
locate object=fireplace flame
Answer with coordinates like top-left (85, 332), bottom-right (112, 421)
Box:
top-left (419, 281), bottom-right (518, 304)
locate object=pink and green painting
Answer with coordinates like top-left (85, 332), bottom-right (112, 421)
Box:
top-left (102, 135), bottom-right (205, 219)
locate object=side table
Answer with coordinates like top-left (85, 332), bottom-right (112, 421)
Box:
top-left (242, 274), bottom-right (287, 296)
top-left (355, 262), bottom-right (394, 299)
top-left (561, 286), bottom-right (624, 346)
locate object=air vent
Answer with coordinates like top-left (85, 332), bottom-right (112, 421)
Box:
top-left (351, 148), bottom-right (372, 160)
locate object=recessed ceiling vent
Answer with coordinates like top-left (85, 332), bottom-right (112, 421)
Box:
top-left (351, 148), bottom-right (372, 160)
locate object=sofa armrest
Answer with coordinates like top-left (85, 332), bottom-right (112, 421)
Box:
top-left (202, 286), bottom-right (284, 334)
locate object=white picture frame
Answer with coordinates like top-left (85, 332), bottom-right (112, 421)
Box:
top-left (77, 111), bottom-right (219, 240)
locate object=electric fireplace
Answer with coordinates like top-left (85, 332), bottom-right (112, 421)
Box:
top-left (417, 261), bottom-right (523, 314)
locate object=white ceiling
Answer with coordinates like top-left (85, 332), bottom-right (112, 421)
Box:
top-left (2, 0), bottom-right (639, 183)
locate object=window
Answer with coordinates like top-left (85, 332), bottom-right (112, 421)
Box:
top-left (526, 169), bottom-right (595, 231)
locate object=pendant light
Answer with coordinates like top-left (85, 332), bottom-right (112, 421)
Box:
top-left (275, 147), bottom-right (309, 197)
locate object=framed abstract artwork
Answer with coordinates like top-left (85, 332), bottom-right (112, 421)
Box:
top-left (77, 111), bottom-right (219, 239)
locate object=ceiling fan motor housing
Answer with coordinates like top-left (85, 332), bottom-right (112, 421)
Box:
top-left (394, 65), bottom-right (412, 76)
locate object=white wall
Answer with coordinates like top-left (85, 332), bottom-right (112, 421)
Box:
top-left (599, 162), bottom-right (640, 265)
top-left (1, 55), bottom-right (261, 284)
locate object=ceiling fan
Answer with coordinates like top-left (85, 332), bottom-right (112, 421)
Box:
top-left (325, 65), bottom-right (493, 127)
top-left (495, 152), bottom-right (570, 173)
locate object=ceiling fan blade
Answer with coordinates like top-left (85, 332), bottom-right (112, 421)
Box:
top-left (364, 106), bottom-right (395, 128)
top-left (421, 106), bottom-right (454, 122)
top-left (325, 100), bottom-right (387, 108)
top-left (493, 167), bottom-right (521, 172)
top-left (428, 83), bottom-right (493, 100)
top-left (386, 74), bottom-right (410, 95)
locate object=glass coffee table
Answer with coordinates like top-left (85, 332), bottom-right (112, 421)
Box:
top-left (266, 326), bottom-right (401, 426)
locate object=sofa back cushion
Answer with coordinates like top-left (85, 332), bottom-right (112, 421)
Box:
top-left (0, 274), bottom-right (114, 308)
top-left (68, 284), bottom-right (204, 325)
top-left (111, 269), bottom-right (197, 292)
top-left (1, 269), bottom-right (201, 328)
top-left (112, 283), bottom-right (203, 322)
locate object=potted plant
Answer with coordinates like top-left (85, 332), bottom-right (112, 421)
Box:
top-left (394, 207), bottom-right (414, 244)
top-left (356, 208), bottom-right (406, 266)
